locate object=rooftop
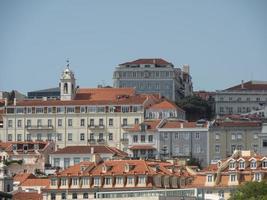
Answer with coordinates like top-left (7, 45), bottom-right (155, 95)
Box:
top-left (225, 80), bottom-right (267, 91)
top-left (119, 58), bottom-right (172, 66)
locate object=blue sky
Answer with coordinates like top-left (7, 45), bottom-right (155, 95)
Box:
top-left (0, 0), bottom-right (267, 94)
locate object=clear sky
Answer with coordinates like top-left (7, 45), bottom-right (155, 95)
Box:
top-left (0, 0), bottom-right (267, 94)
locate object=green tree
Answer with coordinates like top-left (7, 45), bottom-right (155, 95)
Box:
top-left (176, 95), bottom-right (214, 121)
top-left (229, 181), bottom-right (267, 200)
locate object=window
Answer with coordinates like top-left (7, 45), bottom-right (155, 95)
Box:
top-left (8, 120), bottom-right (12, 128)
top-left (27, 107), bottom-right (32, 114)
top-left (207, 175), bottom-right (213, 182)
top-left (54, 158), bottom-right (60, 167)
top-left (68, 133), bottom-right (72, 141)
top-left (82, 177), bottom-right (89, 185)
top-left (64, 158), bottom-right (70, 169)
top-left (254, 173), bottom-right (261, 181)
top-left (148, 135), bottom-right (153, 142)
top-left (47, 133), bottom-right (52, 141)
top-left (17, 134), bottom-right (22, 141)
top-left (99, 133), bottom-right (104, 140)
top-left (83, 157), bottom-right (90, 162)
top-left (122, 106), bottom-right (130, 113)
top-left (116, 177), bottom-right (123, 184)
top-left (66, 107), bottom-right (75, 113)
top-left (239, 161), bottom-right (245, 169)
top-left (215, 145), bottom-right (220, 153)
top-left (195, 132), bottom-right (200, 139)
top-left (26, 134), bottom-right (31, 141)
top-left (8, 134), bottom-right (12, 141)
top-left (57, 133), bottom-right (62, 141)
top-left (164, 132), bottom-right (168, 139)
top-left (80, 119), bottom-right (85, 127)
top-left (97, 106), bottom-right (105, 113)
top-left (195, 144), bottom-right (201, 153)
top-left (251, 160), bottom-right (257, 169)
top-left (37, 133), bottom-right (42, 141)
top-left (83, 193), bottom-right (89, 199)
top-left (263, 140), bottom-right (267, 147)
top-left (105, 177), bottom-right (112, 185)
top-left (229, 161), bottom-right (236, 170)
top-left (109, 118), bottom-right (113, 126)
top-left (90, 133), bottom-right (94, 140)
top-left (122, 118), bottom-right (127, 126)
top-left (72, 193), bottom-right (77, 199)
top-left (215, 133), bottom-right (220, 140)
top-left (61, 178), bottom-right (67, 186)
top-left (80, 107), bottom-right (86, 113)
top-left (48, 119), bottom-right (52, 127)
top-left (80, 133), bottom-right (85, 141)
top-left (108, 133), bottom-right (113, 141)
top-left (138, 176), bottom-right (145, 184)
top-left (219, 107), bottom-right (224, 113)
top-left (47, 107), bottom-right (53, 113)
top-left (57, 107), bottom-right (64, 113)
top-left (94, 177), bottom-right (100, 186)
top-left (51, 193), bottom-right (56, 200)
top-left (36, 107), bottom-right (44, 113)
top-left (127, 177), bottom-right (134, 184)
top-left (51, 178), bottom-right (57, 186)
top-left (88, 106), bottom-right (97, 113)
top-left (58, 119), bottom-right (62, 127)
top-left (237, 133), bottom-right (242, 140)
top-left (99, 118), bottom-right (104, 126)
top-left (133, 135), bottom-right (138, 142)
top-left (141, 135), bottom-right (145, 143)
top-left (134, 118), bottom-right (139, 124)
top-left (26, 119), bottom-right (31, 127)
top-left (61, 193), bottom-right (66, 200)
top-left (140, 149), bottom-right (146, 155)
top-left (230, 174), bottom-right (236, 182)
top-left (72, 177), bottom-right (78, 185)
top-left (37, 119), bottom-right (42, 127)
top-left (231, 134), bottom-right (236, 140)
top-left (90, 119), bottom-right (94, 126)
top-left (68, 119), bottom-right (72, 127)
top-left (262, 160), bottom-right (267, 168)
top-left (17, 120), bottom-right (22, 128)
top-left (175, 133), bottom-right (180, 139)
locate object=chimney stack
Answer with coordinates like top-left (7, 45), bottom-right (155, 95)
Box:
top-left (182, 64), bottom-right (190, 74)
top-left (4, 98), bottom-right (7, 107)
top-left (91, 147), bottom-right (94, 154)
top-left (13, 98), bottom-right (16, 106)
top-left (241, 80), bottom-right (244, 89)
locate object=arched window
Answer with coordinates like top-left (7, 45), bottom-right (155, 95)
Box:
top-left (64, 83), bottom-right (68, 94)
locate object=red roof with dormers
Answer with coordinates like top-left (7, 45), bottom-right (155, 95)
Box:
top-left (124, 120), bottom-right (161, 132)
top-left (160, 120), bottom-right (209, 129)
top-left (120, 58), bottom-right (172, 66)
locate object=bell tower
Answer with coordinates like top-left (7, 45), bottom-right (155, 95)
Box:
top-left (60, 60), bottom-right (76, 100)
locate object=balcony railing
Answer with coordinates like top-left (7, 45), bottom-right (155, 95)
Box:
top-left (88, 125), bottom-right (105, 130)
top-left (25, 125), bottom-right (54, 130)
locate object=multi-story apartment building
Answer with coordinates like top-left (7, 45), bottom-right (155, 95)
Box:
top-left (43, 158), bottom-right (193, 200)
top-left (0, 67), bottom-right (160, 150)
top-left (113, 58), bottom-right (193, 102)
top-left (215, 80), bottom-right (267, 116)
top-left (124, 118), bottom-right (209, 167)
top-left (190, 150), bottom-right (267, 200)
top-left (209, 119), bottom-right (262, 163)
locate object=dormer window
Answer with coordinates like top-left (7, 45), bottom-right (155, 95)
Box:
top-left (251, 160), bottom-right (257, 169)
top-left (239, 161), bottom-right (245, 169)
top-left (229, 161), bottom-right (236, 170)
top-left (262, 160), bottom-right (267, 168)
top-left (51, 178), bottom-right (57, 186)
top-left (207, 175), bottom-right (213, 182)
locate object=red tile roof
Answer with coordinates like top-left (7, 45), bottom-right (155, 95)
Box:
top-left (120, 58), bottom-right (171, 66)
top-left (13, 191), bottom-right (42, 200)
top-left (148, 100), bottom-right (184, 112)
top-left (52, 145), bottom-right (127, 157)
top-left (225, 81), bottom-right (267, 91)
top-left (124, 120), bottom-right (161, 132)
top-left (213, 120), bottom-right (262, 127)
top-left (13, 173), bottom-right (36, 184)
top-left (160, 120), bottom-right (208, 129)
top-left (20, 178), bottom-right (50, 187)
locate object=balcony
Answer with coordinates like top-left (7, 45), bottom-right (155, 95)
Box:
top-left (97, 139), bottom-right (106, 144)
top-left (120, 138), bottom-right (129, 143)
top-left (88, 125), bottom-right (105, 130)
top-left (25, 125), bottom-right (54, 130)
top-left (88, 139), bottom-right (96, 144)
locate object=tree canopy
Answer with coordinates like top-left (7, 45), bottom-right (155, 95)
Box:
top-left (229, 181), bottom-right (267, 200)
top-left (176, 95), bottom-right (214, 121)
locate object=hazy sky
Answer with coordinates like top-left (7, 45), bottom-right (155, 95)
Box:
top-left (0, 0), bottom-right (267, 94)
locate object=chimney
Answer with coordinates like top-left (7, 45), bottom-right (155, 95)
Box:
top-left (91, 147), bottom-right (94, 154)
top-left (182, 64), bottom-right (190, 74)
top-left (241, 80), bottom-right (244, 89)
top-left (13, 98), bottom-right (16, 106)
top-left (181, 123), bottom-right (184, 128)
top-left (4, 98), bottom-right (7, 106)
top-left (153, 59), bottom-right (156, 64)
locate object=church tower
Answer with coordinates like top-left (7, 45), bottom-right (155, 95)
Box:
top-left (60, 60), bottom-right (76, 101)
top-left (0, 163), bottom-right (13, 193)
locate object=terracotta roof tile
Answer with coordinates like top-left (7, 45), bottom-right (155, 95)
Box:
top-left (160, 120), bottom-right (208, 129)
top-left (20, 178), bottom-right (50, 187)
top-left (148, 100), bottom-right (184, 112)
top-left (225, 80), bottom-right (267, 91)
top-left (13, 191), bottom-right (42, 200)
top-left (13, 173), bottom-right (36, 184)
top-left (124, 120), bottom-right (161, 132)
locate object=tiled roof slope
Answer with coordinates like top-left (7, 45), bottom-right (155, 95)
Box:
top-left (120, 58), bottom-right (172, 66)
top-left (225, 81), bottom-right (267, 91)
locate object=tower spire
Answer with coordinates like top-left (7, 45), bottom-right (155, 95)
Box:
top-left (66, 58), bottom-right (70, 69)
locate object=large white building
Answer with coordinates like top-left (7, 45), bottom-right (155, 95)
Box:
top-left (0, 66), bottom-right (161, 150)
top-left (215, 80), bottom-right (267, 116)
